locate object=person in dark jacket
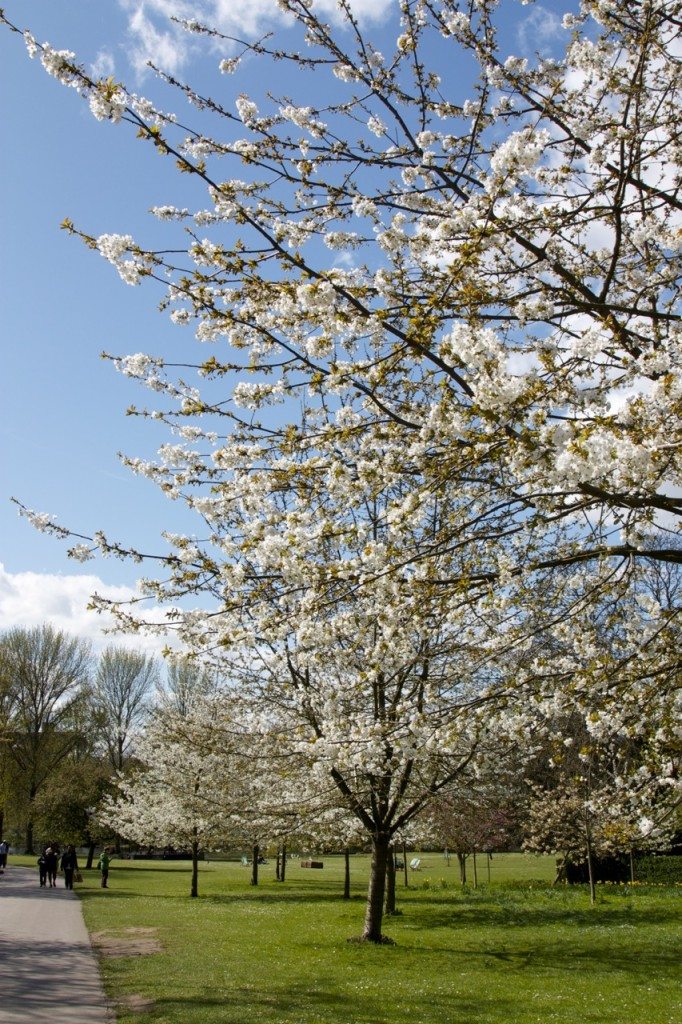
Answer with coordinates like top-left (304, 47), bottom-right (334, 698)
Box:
top-left (45, 847), bottom-right (58, 887)
top-left (60, 845), bottom-right (79, 890)
top-left (37, 850), bottom-right (48, 887)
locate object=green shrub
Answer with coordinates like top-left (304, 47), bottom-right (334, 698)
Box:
top-left (634, 855), bottom-right (682, 884)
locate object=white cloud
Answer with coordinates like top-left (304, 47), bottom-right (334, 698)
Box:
top-left (118, 0), bottom-right (394, 76)
top-left (91, 49), bottom-right (116, 79)
top-left (516, 5), bottom-right (566, 58)
top-left (0, 563), bottom-right (173, 658)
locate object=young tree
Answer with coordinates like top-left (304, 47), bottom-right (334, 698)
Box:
top-left (426, 789), bottom-right (517, 885)
top-left (99, 702), bottom-right (242, 897)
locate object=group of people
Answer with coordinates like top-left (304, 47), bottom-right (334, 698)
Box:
top-left (37, 845), bottom-right (112, 889)
top-left (37, 844), bottom-right (79, 889)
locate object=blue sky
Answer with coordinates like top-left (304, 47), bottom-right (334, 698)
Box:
top-left (0, 0), bottom-right (568, 649)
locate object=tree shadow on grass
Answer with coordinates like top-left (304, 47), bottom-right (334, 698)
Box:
top-left (402, 892), bottom-right (681, 933)
top-left (150, 983), bottom-right (514, 1024)
top-left (78, 886), bottom-right (366, 910)
top-left (399, 937), bottom-right (682, 980)
top-left (201, 888), bottom-right (366, 908)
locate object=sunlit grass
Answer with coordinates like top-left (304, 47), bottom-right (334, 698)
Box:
top-left (10, 851), bottom-right (681, 1024)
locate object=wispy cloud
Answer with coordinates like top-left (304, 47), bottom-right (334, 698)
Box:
top-left (516, 4), bottom-right (566, 57)
top-left (117, 0), bottom-right (394, 76)
top-left (0, 562), bottom-right (173, 658)
top-left (91, 49), bottom-right (116, 79)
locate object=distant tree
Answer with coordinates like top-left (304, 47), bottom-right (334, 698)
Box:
top-left (0, 624), bottom-right (91, 852)
top-left (0, 645), bottom-right (19, 840)
top-left (523, 712), bottom-right (677, 902)
top-left (100, 697), bottom-right (244, 897)
top-left (92, 646), bottom-right (159, 771)
top-left (426, 788), bottom-right (518, 885)
top-left (162, 656), bottom-right (216, 717)
top-left (33, 754), bottom-right (112, 854)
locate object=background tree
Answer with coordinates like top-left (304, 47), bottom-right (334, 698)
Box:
top-left (161, 656), bottom-right (217, 717)
top-left (0, 624), bottom-right (91, 852)
top-left (0, 644), bottom-right (18, 841)
top-left (426, 789), bottom-right (519, 886)
top-left (32, 755), bottom-right (112, 857)
top-left (92, 645), bottom-right (158, 771)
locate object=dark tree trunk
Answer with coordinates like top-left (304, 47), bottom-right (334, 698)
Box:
top-left (280, 842), bottom-right (286, 883)
top-left (251, 843), bottom-right (259, 886)
top-left (25, 783), bottom-right (37, 855)
top-left (275, 847), bottom-right (281, 881)
top-left (85, 842), bottom-right (96, 870)
top-left (343, 847), bottom-right (351, 899)
top-left (585, 823), bottom-right (596, 905)
top-left (25, 821), bottom-right (34, 856)
top-left (191, 837), bottom-right (199, 898)
top-left (385, 845), bottom-right (396, 915)
top-left (361, 832), bottom-right (391, 943)
top-left (457, 852), bottom-right (467, 885)
top-left (629, 848), bottom-right (636, 884)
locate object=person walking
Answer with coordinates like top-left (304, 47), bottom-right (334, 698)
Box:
top-left (60, 845), bottom-right (79, 890)
top-left (37, 849), bottom-right (48, 887)
top-left (0, 839), bottom-right (8, 872)
top-left (97, 848), bottom-right (111, 888)
top-left (45, 846), bottom-right (58, 887)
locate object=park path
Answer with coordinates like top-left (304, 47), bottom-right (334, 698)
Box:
top-left (0, 864), bottom-right (112, 1024)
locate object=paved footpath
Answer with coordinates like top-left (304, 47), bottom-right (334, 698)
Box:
top-left (0, 865), bottom-right (112, 1024)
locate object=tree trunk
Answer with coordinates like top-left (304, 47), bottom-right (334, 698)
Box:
top-left (402, 841), bottom-right (408, 887)
top-left (444, 847), bottom-right (450, 865)
top-left (361, 832), bottom-right (391, 943)
top-left (629, 848), bottom-right (636, 884)
top-left (457, 852), bottom-right (466, 885)
top-left (385, 845), bottom-right (396, 915)
top-left (85, 842), bottom-right (96, 870)
top-left (191, 837), bottom-right (199, 898)
top-left (343, 847), bottom-right (350, 900)
top-left (280, 841), bottom-right (286, 883)
top-left (584, 815), bottom-right (596, 906)
top-left (251, 843), bottom-right (259, 886)
top-left (472, 850), bottom-right (478, 889)
top-left (25, 783), bottom-right (37, 855)
top-left (275, 847), bottom-right (281, 881)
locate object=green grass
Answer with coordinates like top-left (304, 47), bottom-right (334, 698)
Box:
top-left (10, 852), bottom-right (681, 1024)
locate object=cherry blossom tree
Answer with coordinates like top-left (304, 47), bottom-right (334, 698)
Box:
top-left (99, 699), bottom-right (246, 897)
top-left (3, 0), bottom-right (681, 935)
top-left (426, 788), bottom-right (518, 884)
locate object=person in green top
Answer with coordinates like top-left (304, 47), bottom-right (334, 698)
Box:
top-left (97, 848), bottom-right (111, 888)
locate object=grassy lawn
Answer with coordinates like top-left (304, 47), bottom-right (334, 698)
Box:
top-left (11, 852), bottom-right (681, 1024)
